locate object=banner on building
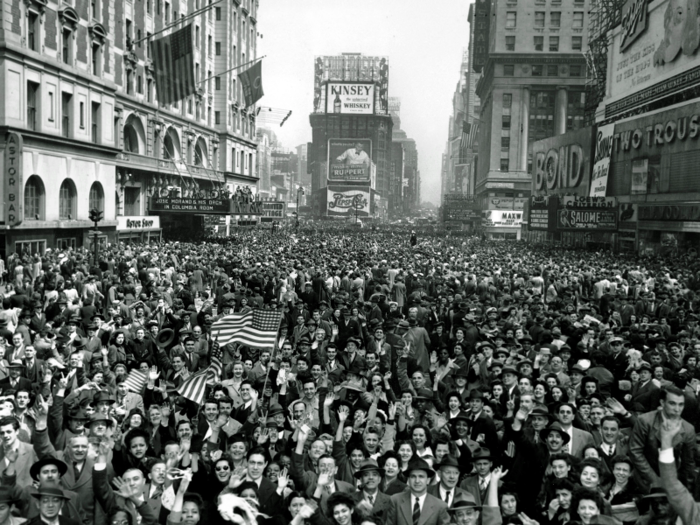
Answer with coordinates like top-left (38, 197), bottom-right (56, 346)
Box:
top-left (631, 158), bottom-right (648, 194)
top-left (590, 123), bottom-right (616, 197)
top-left (4, 132), bottom-right (23, 227)
top-left (327, 139), bottom-right (372, 182)
top-left (561, 196), bottom-right (617, 208)
top-left (326, 83), bottom-right (375, 114)
top-left (326, 186), bottom-right (371, 217)
top-left (482, 210), bottom-right (522, 228)
top-left (150, 24), bottom-right (196, 105)
top-left (472, 0), bottom-right (491, 73)
top-left (239, 60), bottom-right (265, 107)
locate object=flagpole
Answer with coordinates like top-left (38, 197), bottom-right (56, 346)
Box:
top-left (258, 312), bottom-right (284, 420)
top-left (197, 56), bottom-right (267, 85)
top-left (131, 0), bottom-right (224, 47)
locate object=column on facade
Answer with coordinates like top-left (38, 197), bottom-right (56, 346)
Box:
top-left (520, 87), bottom-right (530, 172)
top-left (555, 87), bottom-right (568, 136)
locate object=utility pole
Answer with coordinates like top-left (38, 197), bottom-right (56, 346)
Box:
top-left (296, 186), bottom-right (304, 229)
top-left (88, 208), bottom-right (103, 267)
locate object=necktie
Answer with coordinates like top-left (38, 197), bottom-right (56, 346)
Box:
top-left (151, 485), bottom-right (163, 500)
top-left (479, 479), bottom-right (486, 491)
top-left (444, 491), bottom-right (451, 505)
top-left (74, 462), bottom-right (81, 476)
top-left (413, 498), bottom-right (420, 525)
top-left (367, 494), bottom-right (374, 505)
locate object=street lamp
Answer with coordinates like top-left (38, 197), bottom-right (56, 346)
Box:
top-left (296, 186), bottom-right (304, 228)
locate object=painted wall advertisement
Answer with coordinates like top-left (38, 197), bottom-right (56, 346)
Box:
top-left (531, 127), bottom-right (594, 197)
top-left (590, 123), bottom-right (616, 198)
top-left (482, 210), bottom-right (523, 228)
top-left (327, 139), bottom-right (372, 182)
top-left (326, 83), bottom-right (375, 114)
top-left (326, 186), bottom-right (371, 217)
top-left (4, 133), bottom-right (23, 226)
top-left (528, 195), bottom-right (557, 231)
top-left (608, 0), bottom-right (700, 115)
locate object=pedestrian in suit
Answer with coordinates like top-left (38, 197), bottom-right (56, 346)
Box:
top-left (25, 484), bottom-right (81, 525)
top-left (388, 457), bottom-right (450, 525)
top-left (555, 402), bottom-right (595, 458)
top-left (446, 489), bottom-right (504, 525)
top-left (427, 455), bottom-right (471, 508)
top-left (0, 415), bottom-right (38, 488)
top-left (0, 360), bottom-right (33, 394)
top-left (628, 362), bottom-right (661, 413)
top-left (351, 460), bottom-right (395, 524)
top-left (0, 486), bottom-right (26, 525)
top-left (459, 448), bottom-right (495, 507)
top-left (243, 448), bottom-right (284, 516)
top-left (21, 345), bottom-right (45, 385)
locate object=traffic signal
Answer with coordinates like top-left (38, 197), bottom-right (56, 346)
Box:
top-left (88, 208), bottom-right (103, 223)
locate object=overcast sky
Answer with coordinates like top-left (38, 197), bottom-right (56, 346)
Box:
top-left (256, 0), bottom-right (470, 205)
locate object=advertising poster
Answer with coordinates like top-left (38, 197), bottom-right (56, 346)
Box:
top-left (327, 139), bottom-right (372, 182)
top-left (531, 127), bottom-right (594, 197)
top-left (619, 203), bottom-right (638, 226)
top-left (443, 194), bottom-right (479, 222)
top-left (631, 158), bottom-right (648, 194)
top-left (489, 197), bottom-right (515, 210)
top-left (326, 83), bottom-right (375, 114)
top-left (528, 195), bottom-right (557, 231)
top-left (590, 123), bottom-right (616, 198)
top-left (326, 186), bottom-right (370, 217)
top-left (482, 210), bottom-right (523, 228)
top-left (260, 201), bottom-right (286, 222)
top-left (557, 208), bottom-right (618, 230)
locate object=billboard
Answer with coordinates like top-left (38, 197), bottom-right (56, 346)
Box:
top-left (326, 83), bottom-right (375, 114)
top-left (590, 124), bottom-right (615, 197)
top-left (313, 55), bottom-right (388, 114)
top-left (328, 139), bottom-right (372, 182)
top-left (150, 196), bottom-right (231, 215)
top-left (326, 186), bottom-right (371, 217)
top-left (531, 127), bottom-right (594, 197)
top-left (607, 0), bottom-right (700, 115)
top-left (472, 0), bottom-right (491, 73)
top-left (528, 195), bottom-right (557, 231)
top-left (482, 210), bottom-right (522, 228)
top-left (261, 201), bottom-right (287, 222)
top-left (443, 194), bottom-right (479, 221)
top-left (556, 208), bottom-right (618, 230)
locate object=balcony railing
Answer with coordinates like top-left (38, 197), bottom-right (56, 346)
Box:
top-left (27, 107), bottom-right (36, 131)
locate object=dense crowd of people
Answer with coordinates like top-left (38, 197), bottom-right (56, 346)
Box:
top-left (0, 226), bottom-right (699, 525)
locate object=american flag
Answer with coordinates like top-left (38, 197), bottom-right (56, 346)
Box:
top-left (211, 310), bottom-right (282, 349)
top-left (123, 369), bottom-right (148, 393)
top-left (150, 24), bottom-right (196, 106)
top-left (177, 343), bottom-right (223, 404)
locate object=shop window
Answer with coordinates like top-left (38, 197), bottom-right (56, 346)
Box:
top-left (16, 240), bottom-right (46, 255)
top-left (57, 238), bottom-right (77, 250)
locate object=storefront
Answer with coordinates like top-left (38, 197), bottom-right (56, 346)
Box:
top-left (481, 210), bottom-right (523, 240)
top-left (116, 216), bottom-right (162, 244)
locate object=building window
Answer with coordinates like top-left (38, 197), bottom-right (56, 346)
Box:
top-left (501, 137), bottom-right (510, 149)
top-left (215, 76), bottom-right (221, 90)
top-left (535, 12), bottom-right (545, 27)
top-left (570, 64), bottom-right (583, 76)
top-left (506, 12), bottom-right (516, 28)
top-left (91, 102), bottom-right (100, 143)
top-left (502, 114), bottom-right (511, 129)
top-left (165, 2), bottom-right (170, 21)
top-left (215, 111), bottom-right (220, 124)
top-left (59, 179), bottom-right (77, 219)
top-left (572, 36), bottom-right (583, 51)
top-left (24, 175), bottom-right (45, 220)
top-left (573, 12), bottom-right (584, 28)
top-left (505, 36), bottom-right (515, 51)
top-left (551, 12), bottom-right (561, 27)
top-left (79, 102), bottom-right (85, 128)
top-left (532, 65), bottom-right (543, 76)
top-left (500, 159), bottom-right (510, 171)
top-left (92, 43), bottom-right (101, 75)
top-left (62, 28), bottom-right (72, 64)
top-left (549, 36), bottom-right (559, 52)
top-left (62, 92), bottom-right (72, 138)
top-left (89, 182), bottom-right (104, 211)
top-left (91, 0), bottom-right (98, 19)
top-left (215, 42), bottom-right (221, 55)
top-left (16, 240), bottom-right (46, 256)
top-left (27, 81), bottom-right (38, 131)
top-left (137, 29), bottom-right (141, 48)
top-left (216, 7), bottom-right (221, 20)
top-left (503, 93), bottom-right (512, 107)
top-left (534, 36), bottom-right (544, 51)
top-left (547, 65), bottom-right (558, 76)
top-left (28, 11), bottom-right (39, 51)
top-left (195, 26), bottom-right (200, 47)
top-left (124, 187), bottom-right (140, 216)
top-left (147, 0), bottom-right (151, 14)
top-left (157, 0), bottom-right (161, 15)
top-left (529, 91), bottom-right (556, 143)
top-left (504, 64), bottom-right (515, 76)
top-left (567, 90), bottom-right (586, 131)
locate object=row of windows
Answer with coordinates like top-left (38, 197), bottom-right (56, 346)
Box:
top-left (503, 64), bottom-right (584, 77)
top-left (24, 177), bottom-right (104, 221)
top-left (505, 11), bottom-right (583, 28)
top-left (505, 35), bottom-right (583, 52)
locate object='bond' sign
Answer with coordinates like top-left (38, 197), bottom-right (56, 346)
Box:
top-left (4, 133), bottom-right (23, 227)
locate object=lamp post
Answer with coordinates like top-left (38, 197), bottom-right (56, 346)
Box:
top-left (296, 186), bottom-right (304, 229)
top-left (88, 208), bottom-right (103, 267)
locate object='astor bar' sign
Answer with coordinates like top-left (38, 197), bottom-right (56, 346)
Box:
top-left (4, 133), bottom-right (23, 226)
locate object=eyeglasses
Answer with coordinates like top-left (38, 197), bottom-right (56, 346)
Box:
top-left (215, 465), bottom-right (230, 472)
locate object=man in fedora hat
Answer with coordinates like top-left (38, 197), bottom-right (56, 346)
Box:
top-left (388, 457), bottom-right (449, 525)
top-left (26, 482), bottom-right (79, 525)
top-left (428, 455), bottom-right (471, 508)
top-left (0, 360), bottom-right (32, 394)
top-left (352, 459), bottom-right (394, 523)
top-left (465, 390), bottom-right (499, 455)
top-left (459, 448), bottom-right (495, 507)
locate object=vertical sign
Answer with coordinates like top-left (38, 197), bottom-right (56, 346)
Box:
top-left (4, 133), bottom-right (23, 227)
top-left (590, 124), bottom-right (615, 198)
top-left (473, 0), bottom-right (491, 73)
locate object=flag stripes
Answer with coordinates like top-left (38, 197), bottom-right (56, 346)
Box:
top-left (150, 24), bottom-right (196, 106)
top-left (123, 369), bottom-right (148, 393)
top-left (211, 310), bottom-right (282, 349)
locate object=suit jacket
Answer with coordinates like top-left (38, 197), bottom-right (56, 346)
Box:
top-left (597, 440), bottom-right (629, 473)
top-left (630, 380), bottom-right (661, 413)
top-left (382, 477), bottom-right (407, 496)
top-left (459, 475), bottom-right (490, 507)
top-left (255, 476), bottom-right (283, 516)
top-left (629, 410), bottom-right (696, 490)
top-left (0, 440), bottom-right (38, 488)
top-left (25, 516), bottom-right (80, 525)
top-left (21, 358), bottom-right (45, 384)
top-left (290, 450), bottom-right (355, 515)
top-left (352, 490), bottom-right (395, 524)
top-left (569, 427), bottom-right (596, 458)
top-left (659, 459), bottom-right (700, 525)
top-left (427, 484), bottom-right (472, 508)
top-left (0, 376), bottom-right (33, 394)
top-left (388, 491), bottom-right (450, 525)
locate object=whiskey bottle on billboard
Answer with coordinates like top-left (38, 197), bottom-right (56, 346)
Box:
top-left (334, 92), bottom-right (342, 113)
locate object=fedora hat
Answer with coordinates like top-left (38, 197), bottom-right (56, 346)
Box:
top-left (92, 391), bottom-right (116, 404)
top-left (404, 457), bottom-right (435, 478)
top-left (540, 422), bottom-right (571, 445)
top-left (267, 403), bottom-right (285, 416)
top-left (7, 359), bottom-right (24, 369)
top-left (413, 388), bottom-right (434, 401)
top-left (0, 486), bottom-right (17, 505)
top-left (471, 448), bottom-right (493, 462)
top-left (468, 389), bottom-right (484, 400)
top-left (434, 454), bottom-right (460, 470)
top-left (156, 329), bottom-right (175, 349)
top-left (353, 459), bottom-right (385, 479)
top-left (87, 413), bottom-right (114, 427)
top-left (30, 457), bottom-right (68, 481)
top-left (530, 406), bottom-right (552, 421)
top-left (31, 483), bottom-right (70, 500)
top-left (448, 492), bottom-right (481, 512)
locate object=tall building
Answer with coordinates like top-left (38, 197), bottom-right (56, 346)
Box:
top-left (389, 98), bottom-right (420, 215)
top-left (474, 0), bottom-right (590, 239)
top-left (296, 143), bottom-right (309, 187)
top-left (0, 0), bottom-right (260, 251)
top-left (308, 53), bottom-right (392, 219)
top-left (442, 50), bottom-right (471, 201)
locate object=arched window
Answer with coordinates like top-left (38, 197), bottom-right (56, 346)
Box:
top-left (24, 175), bottom-right (45, 220)
top-left (59, 179), bottom-right (77, 220)
top-left (194, 138), bottom-right (209, 168)
top-left (123, 114), bottom-right (145, 154)
top-left (89, 182), bottom-right (104, 212)
top-left (163, 128), bottom-right (181, 160)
